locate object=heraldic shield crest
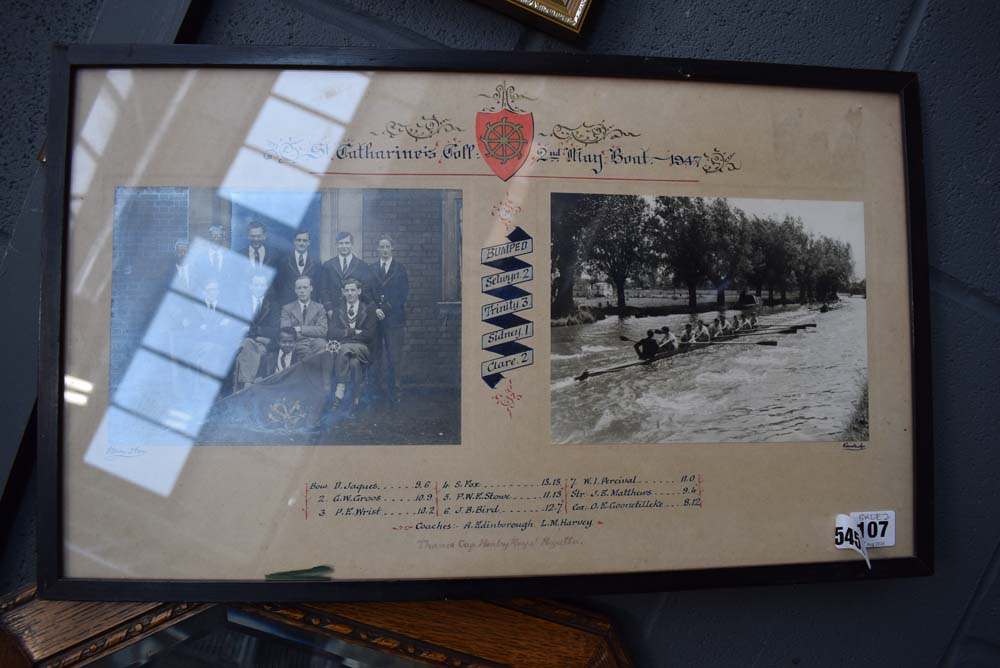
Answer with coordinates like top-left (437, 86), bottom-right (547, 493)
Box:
top-left (476, 83), bottom-right (535, 181)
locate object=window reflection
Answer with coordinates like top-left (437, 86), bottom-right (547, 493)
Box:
top-left (70, 69), bottom-right (463, 535)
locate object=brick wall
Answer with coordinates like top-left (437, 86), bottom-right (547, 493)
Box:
top-left (110, 187), bottom-right (190, 391)
top-left (361, 189), bottom-right (461, 388)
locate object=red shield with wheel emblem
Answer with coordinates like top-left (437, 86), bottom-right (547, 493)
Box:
top-left (476, 111), bottom-right (533, 181)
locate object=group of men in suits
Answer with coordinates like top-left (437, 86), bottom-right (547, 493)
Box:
top-left (170, 221), bottom-right (409, 409)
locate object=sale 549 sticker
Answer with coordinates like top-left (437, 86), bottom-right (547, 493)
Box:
top-left (834, 511), bottom-right (896, 569)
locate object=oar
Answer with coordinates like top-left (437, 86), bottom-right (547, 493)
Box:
top-left (753, 323), bottom-right (816, 331)
top-left (724, 327), bottom-right (799, 335)
top-left (577, 336), bottom-right (778, 381)
top-left (692, 340), bottom-right (778, 346)
top-left (749, 325), bottom-right (816, 334)
top-left (619, 335), bottom-right (777, 347)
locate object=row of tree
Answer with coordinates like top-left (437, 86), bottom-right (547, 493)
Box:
top-left (551, 194), bottom-right (857, 317)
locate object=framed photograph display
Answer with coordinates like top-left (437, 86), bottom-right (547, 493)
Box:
top-left (39, 46), bottom-right (932, 601)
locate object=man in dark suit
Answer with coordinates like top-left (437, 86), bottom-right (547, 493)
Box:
top-left (191, 224), bottom-right (230, 292)
top-left (182, 278), bottom-right (236, 380)
top-left (232, 273), bottom-right (281, 391)
top-left (280, 275), bottom-right (328, 363)
top-left (369, 234), bottom-right (409, 403)
top-left (322, 231), bottom-right (374, 316)
top-left (255, 327), bottom-right (298, 381)
top-left (244, 220), bottom-right (280, 274)
top-left (329, 278), bottom-right (375, 408)
top-left (276, 230), bottom-right (323, 306)
top-left (170, 239), bottom-right (194, 293)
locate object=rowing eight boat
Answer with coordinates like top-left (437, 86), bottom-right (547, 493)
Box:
top-left (573, 323), bottom-right (815, 382)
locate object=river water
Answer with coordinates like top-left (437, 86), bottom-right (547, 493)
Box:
top-left (550, 298), bottom-right (868, 444)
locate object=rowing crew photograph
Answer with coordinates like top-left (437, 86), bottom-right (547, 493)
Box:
top-left (550, 193), bottom-right (868, 445)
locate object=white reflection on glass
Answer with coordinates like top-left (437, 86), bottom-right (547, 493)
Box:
top-left (172, 238), bottom-right (275, 318)
top-left (66, 540), bottom-right (135, 576)
top-left (84, 409), bottom-right (192, 498)
top-left (69, 71), bottom-right (132, 201)
top-left (70, 144), bottom-right (97, 199)
top-left (223, 71), bottom-right (372, 226)
top-left (79, 86), bottom-right (118, 156)
top-left (65, 375), bottom-right (94, 393)
top-left (227, 192), bottom-right (320, 240)
top-left (128, 71), bottom-right (198, 182)
top-left (72, 221), bottom-right (113, 297)
top-left (64, 391), bottom-right (88, 406)
top-left (105, 68), bottom-right (134, 99)
top-left (84, 230), bottom-right (279, 493)
top-left (271, 70), bottom-right (369, 125)
top-left (221, 147), bottom-right (320, 205)
top-left (140, 291), bottom-right (245, 379)
top-left (244, 96), bottom-right (346, 162)
top-left (78, 69), bottom-right (372, 503)
top-left (113, 349), bottom-right (221, 438)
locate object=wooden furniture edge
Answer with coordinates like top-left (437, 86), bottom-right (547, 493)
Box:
top-left (2, 586), bottom-right (632, 667)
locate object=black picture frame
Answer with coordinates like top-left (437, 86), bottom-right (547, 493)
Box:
top-left (38, 44), bottom-right (933, 601)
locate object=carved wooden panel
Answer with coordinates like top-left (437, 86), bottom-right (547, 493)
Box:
top-left (0, 586), bottom-right (631, 668)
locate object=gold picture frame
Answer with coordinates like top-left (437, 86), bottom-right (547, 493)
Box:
top-left (474, 0), bottom-right (596, 39)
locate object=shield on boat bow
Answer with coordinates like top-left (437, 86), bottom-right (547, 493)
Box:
top-left (476, 110), bottom-right (533, 181)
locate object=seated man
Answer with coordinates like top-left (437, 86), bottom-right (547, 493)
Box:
top-left (232, 273), bottom-right (280, 392)
top-left (328, 278), bottom-right (376, 408)
top-left (191, 279), bottom-right (233, 369)
top-left (255, 327), bottom-right (298, 380)
top-left (708, 318), bottom-right (723, 339)
top-left (658, 326), bottom-right (678, 351)
top-left (633, 330), bottom-right (660, 360)
top-left (280, 276), bottom-right (328, 362)
top-left (679, 323), bottom-right (696, 345)
top-left (694, 320), bottom-right (712, 342)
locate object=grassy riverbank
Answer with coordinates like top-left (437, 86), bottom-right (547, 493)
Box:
top-left (552, 299), bottom-right (816, 328)
top-left (841, 382), bottom-right (870, 441)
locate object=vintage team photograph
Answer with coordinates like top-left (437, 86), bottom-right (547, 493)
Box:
top-left (550, 193), bottom-right (868, 444)
top-left (109, 187), bottom-right (462, 445)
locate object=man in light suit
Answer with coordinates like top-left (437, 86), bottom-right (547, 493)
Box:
top-left (322, 231), bottom-right (374, 316)
top-left (369, 234), bottom-right (409, 404)
top-left (276, 230), bottom-right (323, 306)
top-left (328, 278), bottom-right (376, 409)
top-left (280, 275), bottom-right (328, 363)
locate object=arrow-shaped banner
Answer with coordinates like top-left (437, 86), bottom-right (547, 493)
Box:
top-left (481, 226), bottom-right (534, 388)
